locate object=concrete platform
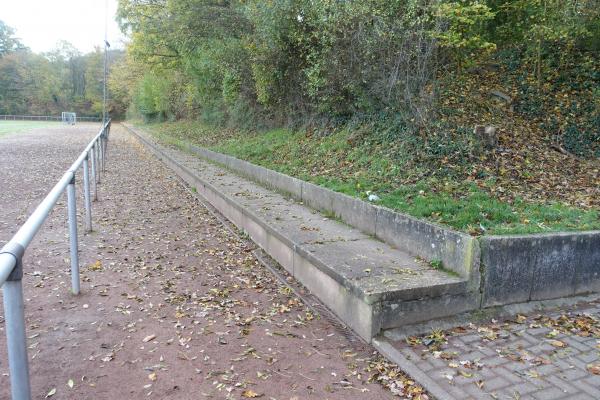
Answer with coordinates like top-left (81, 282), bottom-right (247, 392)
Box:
top-left (125, 125), bottom-right (477, 342)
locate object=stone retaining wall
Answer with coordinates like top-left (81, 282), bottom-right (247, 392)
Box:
top-left (481, 232), bottom-right (600, 307)
top-left (184, 143), bottom-right (480, 286)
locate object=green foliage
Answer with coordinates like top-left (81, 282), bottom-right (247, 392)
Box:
top-left (0, 20), bottom-right (25, 56)
top-left (0, 34), bottom-right (125, 117)
top-left (222, 70), bottom-right (241, 105)
top-left (490, 0), bottom-right (600, 85)
top-left (117, 0), bottom-right (253, 124)
top-left (246, 0), bottom-right (440, 120)
top-left (118, 0), bottom-right (443, 125)
top-left (428, 259), bottom-right (459, 277)
top-left (108, 53), bottom-right (139, 117)
top-left (433, 1), bottom-right (496, 69)
top-left (116, 0), bottom-right (599, 162)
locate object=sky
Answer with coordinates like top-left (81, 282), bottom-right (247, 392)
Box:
top-left (1, 0), bottom-right (126, 54)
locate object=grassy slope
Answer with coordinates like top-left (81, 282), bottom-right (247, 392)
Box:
top-left (0, 121), bottom-right (59, 137)
top-left (140, 120), bottom-right (599, 235)
top-left (137, 52), bottom-right (599, 236)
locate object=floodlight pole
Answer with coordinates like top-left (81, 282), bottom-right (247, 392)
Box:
top-left (102, 0), bottom-right (108, 124)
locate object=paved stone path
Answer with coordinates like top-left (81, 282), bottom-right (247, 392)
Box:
top-left (385, 302), bottom-right (600, 399)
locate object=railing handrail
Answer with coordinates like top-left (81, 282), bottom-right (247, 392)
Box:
top-left (0, 119), bottom-right (111, 400)
top-left (0, 120), bottom-right (110, 285)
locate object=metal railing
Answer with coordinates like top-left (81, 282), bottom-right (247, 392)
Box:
top-left (0, 115), bottom-right (102, 122)
top-left (0, 120), bottom-right (111, 400)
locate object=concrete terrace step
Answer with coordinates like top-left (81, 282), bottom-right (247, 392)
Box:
top-left (127, 126), bottom-right (471, 341)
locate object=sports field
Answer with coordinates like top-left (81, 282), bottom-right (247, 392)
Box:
top-left (0, 121), bottom-right (60, 137)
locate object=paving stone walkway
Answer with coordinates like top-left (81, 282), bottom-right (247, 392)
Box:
top-left (385, 301), bottom-right (600, 399)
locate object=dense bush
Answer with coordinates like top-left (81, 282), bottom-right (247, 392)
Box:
top-left (116, 0), bottom-right (599, 157)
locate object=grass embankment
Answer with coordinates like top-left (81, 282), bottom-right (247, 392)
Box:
top-left (0, 121), bottom-right (59, 137)
top-left (138, 118), bottom-right (599, 235)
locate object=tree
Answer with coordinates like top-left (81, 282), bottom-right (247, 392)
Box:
top-left (490, 0), bottom-right (600, 86)
top-left (433, 1), bottom-right (496, 72)
top-left (115, 0), bottom-right (600, 142)
top-left (0, 20), bottom-right (25, 56)
top-left (0, 36), bottom-right (125, 117)
top-left (108, 51), bottom-right (138, 118)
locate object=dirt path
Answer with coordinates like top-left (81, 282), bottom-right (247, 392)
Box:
top-left (0, 124), bottom-right (422, 399)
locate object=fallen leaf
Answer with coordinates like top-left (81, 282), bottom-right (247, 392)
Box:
top-left (67, 379), bottom-right (74, 389)
top-left (546, 329), bottom-right (559, 338)
top-left (549, 340), bottom-right (566, 348)
top-left (242, 389), bottom-right (263, 398)
top-left (143, 334), bottom-right (156, 343)
top-left (46, 388), bottom-right (56, 398)
top-left (526, 370), bottom-right (540, 379)
top-left (588, 363), bottom-right (600, 375)
top-left (89, 261), bottom-right (103, 271)
top-left (148, 372), bottom-right (157, 381)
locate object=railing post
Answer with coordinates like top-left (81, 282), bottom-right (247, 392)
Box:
top-left (3, 281), bottom-right (32, 400)
top-left (102, 130), bottom-right (108, 166)
top-left (99, 135), bottom-right (105, 173)
top-left (82, 155), bottom-right (92, 232)
top-left (2, 243), bottom-right (32, 400)
top-left (95, 142), bottom-right (101, 184)
top-left (98, 136), bottom-right (103, 172)
top-left (90, 143), bottom-right (98, 201)
top-left (67, 175), bottom-right (80, 295)
top-left (90, 144), bottom-right (98, 201)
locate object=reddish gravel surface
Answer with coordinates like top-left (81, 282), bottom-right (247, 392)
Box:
top-left (0, 124), bottom-right (412, 399)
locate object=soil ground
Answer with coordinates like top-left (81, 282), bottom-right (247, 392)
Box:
top-left (0, 124), bottom-right (418, 399)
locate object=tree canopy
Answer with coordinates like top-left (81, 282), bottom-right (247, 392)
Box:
top-left (0, 20), bottom-right (25, 56)
top-left (0, 20), bottom-right (126, 117)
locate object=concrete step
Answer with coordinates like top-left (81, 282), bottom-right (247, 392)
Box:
top-left (127, 126), bottom-right (477, 342)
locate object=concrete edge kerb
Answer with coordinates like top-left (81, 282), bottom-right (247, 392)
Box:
top-left (483, 230), bottom-right (600, 240)
top-left (372, 337), bottom-right (455, 400)
top-left (203, 151), bottom-right (478, 281)
top-left (479, 232), bottom-right (600, 307)
top-left (182, 137), bottom-right (600, 242)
